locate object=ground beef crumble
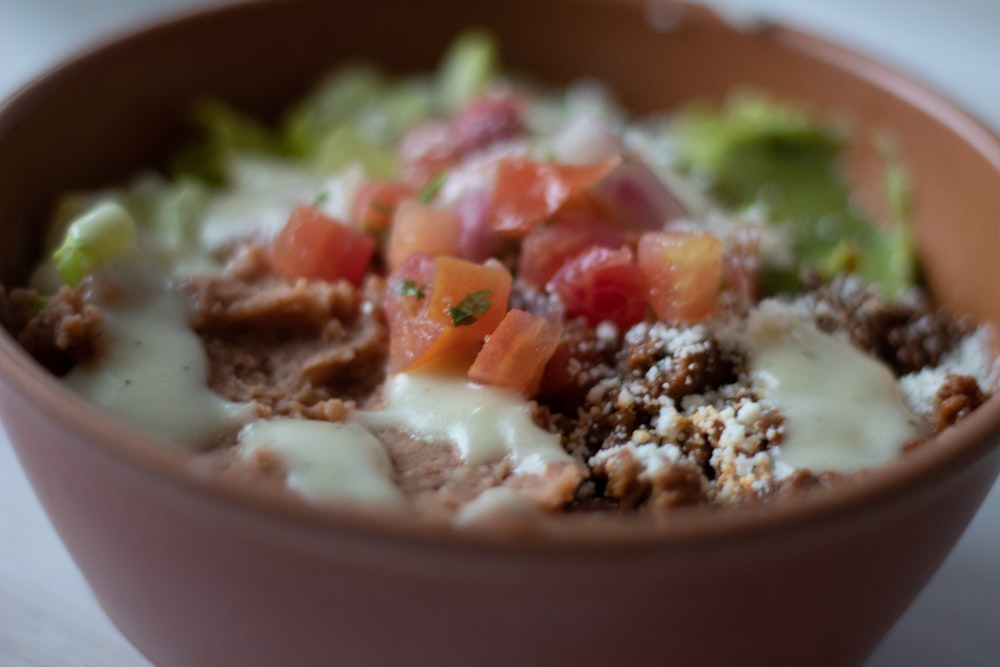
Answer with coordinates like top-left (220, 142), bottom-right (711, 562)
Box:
top-left (185, 245), bottom-right (389, 418)
top-left (1, 283), bottom-right (104, 376)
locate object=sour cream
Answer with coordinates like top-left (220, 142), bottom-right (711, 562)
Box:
top-left (65, 288), bottom-right (252, 449)
top-left (747, 303), bottom-right (926, 473)
top-left (354, 373), bottom-right (571, 474)
top-left (239, 419), bottom-right (403, 506)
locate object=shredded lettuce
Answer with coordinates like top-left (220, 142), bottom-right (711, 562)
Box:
top-left (356, 80), bottom-right (436, 142)
top-left (173, 100), bottom-right (285, 183)
top-left (673, 93), bottom-right (915, 298)
top-left (283, 65), bottom-right (386, 156)
top-left (312, 125), bottom-right (398, 178)
top-left (119, 177), bottom-right (209, 255)
top-left (438, 29), bottom-right (498, 112)
top-left (171, 30), bottom-right (498, 187)
top-left (52, 200), bottom-right (137, 285)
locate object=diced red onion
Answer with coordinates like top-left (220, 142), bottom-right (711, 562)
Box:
top-left (456, 189), bottom-right (502, 261)
top-left (592, 158), bottom-right (689, 229)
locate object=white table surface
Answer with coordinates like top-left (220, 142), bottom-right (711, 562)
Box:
top-left (1, 1), bottom-right (998, 665)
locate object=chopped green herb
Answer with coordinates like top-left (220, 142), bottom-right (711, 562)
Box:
top-left (312, 191), bottom-right (330, 207)
top-left (394, 279), bottom-right (427, 299)
top-left (447, 289), bottom-right (492, 327)
top-left (418, 172), bottom-right (448, 203)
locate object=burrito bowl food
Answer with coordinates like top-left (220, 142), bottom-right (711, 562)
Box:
top-left (3, 32), bottom-right (996, 527)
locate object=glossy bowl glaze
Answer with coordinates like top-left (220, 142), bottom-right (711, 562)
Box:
top-left (1, 2), bottom-right (999, 666)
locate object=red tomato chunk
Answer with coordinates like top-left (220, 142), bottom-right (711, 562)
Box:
top-left (518, 209), bottom-right (626, 288)
top-left (549, 245), bottom-right (647, 328)
top-left (384, 254), bottom-right (512, 372)
top-left (468, 309), bottom-right (562, 396)
top-left (386, 200), bottom-right (462, 272)
top-left (269, 206), bottom-right (375, 286)
top-left (637, 230), bottom-right (723, 323)
top-left (487, 157), bottom-right (620, 237)
top-left (352, 181), bottom-right (417, 232)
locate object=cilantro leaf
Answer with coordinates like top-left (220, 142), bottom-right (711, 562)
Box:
top-left (394, 279), bottom-right (427, 299)
top-left (418, 172), bottom-right (448, 203)
top-left (447, 289), bottom-right (492, 326)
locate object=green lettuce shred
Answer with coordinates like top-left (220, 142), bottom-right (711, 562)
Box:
top-left (172, 31), bottom-right (498, 185)
top-left (52, 200), bottom-right (137, 285)
top-left (438, 29), bottom-right (498, 112)
top-left (673, 92), bottom-right (915, 299)
top-left (283, 65), bottom-right (386, 157)
top-left (313, 125), bottom-right (398, 178)
top-left (119, 177), bottom-right (209, 254)
top-left (173, 100), bottom-right (285, 183)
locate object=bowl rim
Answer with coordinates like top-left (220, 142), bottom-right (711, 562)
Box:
top-left (1, 0), bottom-right (999, 554)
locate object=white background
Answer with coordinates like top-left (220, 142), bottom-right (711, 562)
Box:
top-left (1, 1), bottom-right (998, 665)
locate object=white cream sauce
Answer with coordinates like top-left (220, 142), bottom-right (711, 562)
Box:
top-left (453, 486), bottom-right (537, 527)
top-left (747, 303), bottom-right (926, 473)
top-left (200, 155), bottom-right (363, 250)
top-left (64, 288), bottom-right (253, 449)
top-left (239, 419), bottom-right (403, 506)
top-left (354, 373), bottom-right (571, 474)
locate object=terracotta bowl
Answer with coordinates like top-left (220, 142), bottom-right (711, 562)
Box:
top-left (1, 1), bottom-right (999, 666)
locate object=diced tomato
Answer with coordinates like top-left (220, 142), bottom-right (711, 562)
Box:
top-left (468, 309), bottom-right (562, 396)
top-left (549, 245), bottom-right (647, 328)
top-left (269, 205), bottom-right (375, 285)
top-left (518, 206), bottom-right (626, 288)
top-left (384, 255), bottom-right (512, 372)
top-left (384, 254), bottom-right (442, 372)
top-left (486, 157), bottom-right (621, 238)
top-left (386, 200), bottom-right (462, 272)
top-left (426, 256), bottom-right (511, 332)
top-left (637, 230), bottom-right (723, 323)
top-left (352, 181), bottom-right (416, 232)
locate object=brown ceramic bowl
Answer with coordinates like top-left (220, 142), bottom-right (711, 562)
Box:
top-left (1, 1), bottom-right (999, 666)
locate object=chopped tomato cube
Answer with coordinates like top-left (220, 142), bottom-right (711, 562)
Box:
top-left (384, 254), bottom-right (512, 372)
top-left (518, 206), bottom-right (625, 288)
top-left (637, 230), bottom-right (723, 323)
top-left (269, 205), bottom-right (375, 285)
top-left (468, 309), bottom-right (562, 396)
top-left (549, 245), bottom-right (647, 328)
top-left (486, 157), bottom-right (620, 237)
top-left (385, 200), bottom-right (462, 272)
top-left (384, 254), bottom-right (442, 372)
top-left (352, 181), bottom-right (416, 232)
top-left (426, 256), bottom-right (511, 333)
